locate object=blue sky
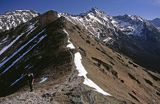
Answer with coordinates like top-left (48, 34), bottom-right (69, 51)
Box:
top-left (0, 0), bottom-right (160, 19)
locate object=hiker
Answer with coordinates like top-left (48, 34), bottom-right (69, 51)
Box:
top-left (27, 72), bottom-right (34, 92)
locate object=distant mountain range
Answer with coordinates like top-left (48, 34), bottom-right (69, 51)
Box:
top-left (0, 8), bottom-right (160, 104)
top-left (0, 10), bottom-right (38, 32)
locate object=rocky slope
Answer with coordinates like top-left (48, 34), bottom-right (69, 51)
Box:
top-left (0, 9), bottom-right (160, 104)
top-left (0, 10), bottom-right (38, 32)
top-left (0, 10), bottom-right (67, 96)
top-left (63, 8), bottom-right (160, 73)
top-left (0, 10), bottom-right (127, 104)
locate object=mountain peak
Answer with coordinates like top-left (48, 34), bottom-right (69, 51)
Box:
top-left (90, 7), bottom-right (102, 13)
top-left (129, 15), bottom-right (144, 22)
top-left (73, 8), bottom-right (106, 17)
top-left (88, 7), bottom-right (106, 15)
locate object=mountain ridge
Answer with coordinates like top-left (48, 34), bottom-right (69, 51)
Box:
top-left (0, 9), bottom-right (160, 104)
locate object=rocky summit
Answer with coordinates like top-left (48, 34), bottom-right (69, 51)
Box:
top-left (0, 9), bottom-right (160, 104)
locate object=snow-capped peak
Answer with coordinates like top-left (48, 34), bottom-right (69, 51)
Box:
top-left (88, 8), bottom-right (106, 15)
top-left (62, 8), bottom-right (159, 43)
top-left (61, 8), bottom-right (117, 44)
top-left (113, 14), bottom-right (146, 36)
top-left (124, 14), bottom-right (144, 22)
top-left (129, 15), bottom-right (144, 22)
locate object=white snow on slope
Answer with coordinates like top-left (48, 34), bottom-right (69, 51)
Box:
top-left (62, 10), bottom-right (117, 41)
top-left (88, 13), bottom-right (105, 25)
top-left (39, 77), bottom-right (48, 83)
top-left (74, 52), bottom-right (111, 96)
top-left (2, 35), bottom-right (9, 42)
top-left (103, 37), bottom-right (112, 43)
top-left (0, 34), bottom-right (23, 56)
top-left (1, 34), bottom-right (47, 74)
top-left (25, 21), bottom-right (38, 33)
top-left (113, 15), bottom-right (145, 36)
top-left (67, 43), bottom-right (75, 49)
top-left (64, 29), bottom-right (110, 96)
top-left (0, 10), bottom-right (38, 31)
top-left (10, 74), bottom-right (24, 87)
top-left (63, 29), bottom-right (75, 49)
top-left (0, 22), bottom-right (38, 56)
top-left (0, 30), bottom-right (45, 68)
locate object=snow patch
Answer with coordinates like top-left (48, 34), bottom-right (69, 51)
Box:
top-left (88, 13), bottom-right (105, 25)
top-left (67, 43), bottom-right (75, 49)
top-left (57, 13), bottom-right (61, 18)
top-left (64, 29), bottom-right (110, 96)
top-left (63, 29), bottom-right (75, 49)
top-left (103, 37), bottom-right (112, 43)
top-left (22, 17), bottom-right (27, 22)
top-left (111, 19), bottom-right (118, 27)
top-left (39, 77), bottom-right (48, 83)
top-left (74, 52), bottom-right (111, 96)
